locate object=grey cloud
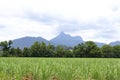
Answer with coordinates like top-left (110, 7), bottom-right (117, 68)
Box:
top-left (99, 34), bottom-right (116, 39)
top-left (96, 29), bottom-right (117, 39)
top-left (57, 21), bottom-right (81, 32)
top-left (23, 11), bottom-right (60, 25)
top-left (112, 6), bottom-right (119, 12)
top-left (58, 17), bottom-right (113, 32)
top-left (23, 11), bottom-right (117, 39)
top-left (23, 11), bottom-right (83, 32)
top-left (0, 25), bottom-right (6, 29)
top-left (97, 17), bottom-right (110, 24)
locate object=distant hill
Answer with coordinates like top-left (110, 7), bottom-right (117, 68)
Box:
top-left (11, 33), bottom-right (120, 48)
top-left (12, 36), bottom-right (48, 49)
top-left (50, 32), bottom-right (84, 47)
top-left (109, 41), bottom-right (120, 46)
top-left (95, 42), bottom-right (106, 47)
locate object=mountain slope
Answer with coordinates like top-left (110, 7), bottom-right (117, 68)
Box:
top-left (95, 42), bottom-right (106, 47)
top-left (109, 41), bottom-right (120, 46)
top-left (12, 36), bottom-right (48, 49)
top-left (11, 33), bottom-right (120, 48)
top-left (50, 32), bottom-right (84, 46)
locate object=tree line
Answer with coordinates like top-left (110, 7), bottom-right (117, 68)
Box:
top-left (0, 40), bottom-right (120, 58)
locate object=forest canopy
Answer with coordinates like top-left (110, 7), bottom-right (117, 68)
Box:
top-left (0, 40), bottom-right (120, 58)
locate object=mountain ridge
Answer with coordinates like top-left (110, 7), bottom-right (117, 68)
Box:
top-left (110, 41), bottom-right (120, 46)
top-left (50, 32), bottom-right (84, 46)
top-left (12, 36), bottom-right (49, 49)
top-left (11, 32), bottom-right (120, 48)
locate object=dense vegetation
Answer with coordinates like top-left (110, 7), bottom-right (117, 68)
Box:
top-left (0, 40), bottom-right (120, 57)
top-left (0, 58), bottom-right (120, 80)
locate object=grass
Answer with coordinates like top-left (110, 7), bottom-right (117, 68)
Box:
top-left (0, 58), bottom-right (120, 80)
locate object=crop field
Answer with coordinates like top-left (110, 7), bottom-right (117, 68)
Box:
top-left (0, 58), bottom-right (120, 80)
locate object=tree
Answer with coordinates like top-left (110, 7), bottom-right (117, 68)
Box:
top-left (30, 41), bottom-right (41, 57)
top-left (55, 45), bottom-right (66, 57)
top-left (73, 41), bottom-right (102, 57)
top-left (9, 47), bottom-right (17, 56)
top-left (16, 47), bottom-right (22, 57)
top-left (85, 41), bottom-right (102, 57)
top-left (0, 40), bottom-right (12, 51)
top-left (113, 45), bottom-right (120, 58)
top-left (0, 40), bottom-right (13, 56)
top-left (40, 42), bottom-right (47, 57)
top-left (30, 42), bottom-right (48, 57)
top-left (9, 47), bottom-right (22, 57)
top-left (23, 47), bottom-right (31, 57)
top-left (64, 50), bottom-right (74, 57)
top-left (46, 43), bottom-right (55, 57)
top-left (73, 43), bottom-right (86, 57)
top-left (101, 45), bottom-right (113, 58)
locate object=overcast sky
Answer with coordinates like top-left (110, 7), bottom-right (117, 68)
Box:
top-left (0, 0), bottom-right (120, 43)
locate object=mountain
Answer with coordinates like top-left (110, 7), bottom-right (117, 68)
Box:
top-left (50, 32), bottom-right (84, 47)
top-left (95, 42), bottom-right (106, 47)
top-left (109, 41), bottom-right (120, 46)
top-left (12, 36), bottom-right (48, 49)
top-left (11, 32), bottom-right (120, 48)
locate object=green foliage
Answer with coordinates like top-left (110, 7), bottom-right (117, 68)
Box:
top-left (30, 41), bottom-right (44, 57)
top-left (0, 40), bottom-right (120, 58)
top-left (9, 47), bottom-right (22, 57)
top-left (9, 48), bottom-right (17, 56)
top-left (30, 42), bottom-right (54, 57)
top-left (22, 47), bottom-right (31, 57)
top-left (113, 45), bottom-right (120, 58)
top-left (73, 41), bottom-right (102, 57)
top-left (0, 40), bottom-right (12, 51)
top-left (55, 45), bottom-right (66, 57)
top-left (73, 43), bottom-right (86, 57)
top-left (101, 45), bottom-right (113, 58)
top-left (46, 43), bottom-right (55, 57)
top-left (64, 50), bottom-right (74, 57)
top-left (85, 41), bottom-right (102, 57)
top-left (0, 40), bottom-right (12, 56)
top-left (16, 47), bottom-right (22, 57)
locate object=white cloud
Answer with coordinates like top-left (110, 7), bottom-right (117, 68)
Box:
top-left (0, 0), bottom-right (120, 43)
top-left (0, 17), bottom-right (59, 41)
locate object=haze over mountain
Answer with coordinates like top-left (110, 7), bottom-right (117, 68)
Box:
top-left (11, 32), bottom-right (120, 48)
top-left (94, 42), bottom-right (106, 47)
top-left (12, 36), bottom-right (48, 49)
top-left (50, 32), bottom-right (84, 46)
top-left (12, 32), bottom-right (84, 48)
top-left (110, 41), bottom-right (120, 46)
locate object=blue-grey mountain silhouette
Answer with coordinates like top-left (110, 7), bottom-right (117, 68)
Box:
top-left (50, 32), bottom-right (84, 46)
top-left (11, 32), bottom-right (120, 48)
top-left (109, 41), bottom-right (120, 46)
top-left (12, 36), bottom-right (48, 49)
